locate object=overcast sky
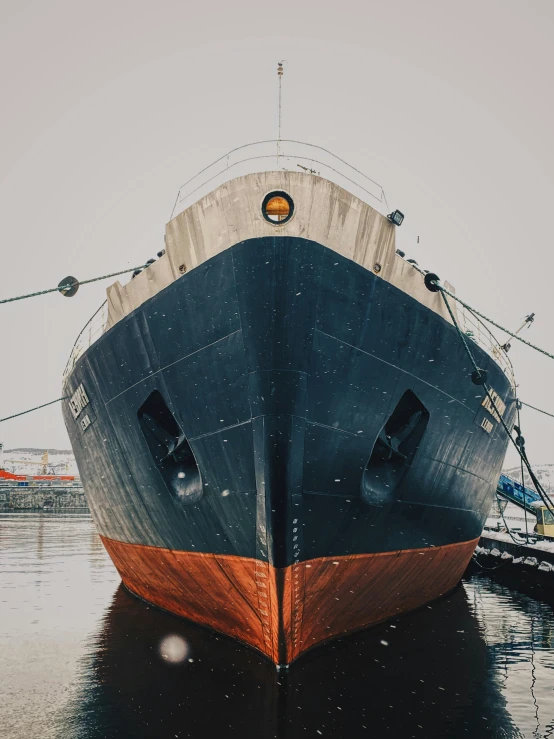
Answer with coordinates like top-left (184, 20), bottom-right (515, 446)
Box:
top-left (0, 0), bottom-right (553, 468)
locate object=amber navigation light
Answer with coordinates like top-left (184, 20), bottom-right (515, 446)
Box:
top-left (262, 191), bottom-right (294, 224)
top-left (265, 196), bottom-right (289, 219)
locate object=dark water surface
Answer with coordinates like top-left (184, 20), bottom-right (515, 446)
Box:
top-left (2, 514), bottom-right (554, 738)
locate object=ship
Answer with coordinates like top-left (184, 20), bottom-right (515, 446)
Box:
top-left (61, 140), bottom-right (516, 665)
top-left (0, 447), bottom-right (77, 484)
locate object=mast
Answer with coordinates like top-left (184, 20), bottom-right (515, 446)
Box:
top-left (277, 61), bottom-right (284, 166)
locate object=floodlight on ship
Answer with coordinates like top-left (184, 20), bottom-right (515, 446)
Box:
top-left (387, 209), bottom-right (405, 226)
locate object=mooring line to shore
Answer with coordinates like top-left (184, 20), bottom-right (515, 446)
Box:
top-left (520, 401), bottom-right (554, 420)
top-left (0, 397), bottom-right (67, 424)
top-left (415, 265), bottom-right (554, 361)
top-left (495, 488), bottom-right (525, 545)
top-left (0, 264), bottom-right (149, 305)
top-left (439, 281), bottom-right (554, 361)
top-left (433, 283), bottom-right (554, 515)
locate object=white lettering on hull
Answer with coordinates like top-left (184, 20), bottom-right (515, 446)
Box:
top-left (69, 384), bottom-right (90, 419)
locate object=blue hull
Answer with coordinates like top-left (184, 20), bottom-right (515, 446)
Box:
top-left (63, 236), bottom-right (515, 565)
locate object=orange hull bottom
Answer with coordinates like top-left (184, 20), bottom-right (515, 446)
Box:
top-left (101, 535), bottom-right (478, 664)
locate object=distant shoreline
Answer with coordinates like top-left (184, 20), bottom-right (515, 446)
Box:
top-left (4, 448), bottom-right (73, 455)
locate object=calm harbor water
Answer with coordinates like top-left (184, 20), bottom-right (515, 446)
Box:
top-left (1, 513), bottom-right (554, 738)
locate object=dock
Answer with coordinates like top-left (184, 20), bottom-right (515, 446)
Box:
top-left (472, 470), bottom-right (554, 596)
top-left (0, 484), bottom-right (88, 511)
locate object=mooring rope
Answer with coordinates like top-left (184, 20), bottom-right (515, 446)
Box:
top-left (518, 403), bottom-right (530, 541)
top-left (0, 397), bottom-right (68, 424)
top-left (438, 281), bottom-right (554, 360)
top-left (520, 401), bottom-right (554, 420)
top-left (495, 490), bottom-right (526, 545)
top-left (415, 268), bottom-right (554, 361)
top-left (0, 265), bottom-right (149, 305)
top-left (438, 287), bottom-right (554, 515)
top-left (472, 552), bottom-right (510, 571)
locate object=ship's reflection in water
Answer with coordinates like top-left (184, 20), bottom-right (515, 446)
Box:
top-left (2, 515), bottom-right (554, 738)
top-left (70, 570), bottom-right (554, 737)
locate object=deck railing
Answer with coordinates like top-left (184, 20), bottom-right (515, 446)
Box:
top-left (63, 301), bottom-right (108, 380)
top-left (169, 139), bottom-right (390, 220)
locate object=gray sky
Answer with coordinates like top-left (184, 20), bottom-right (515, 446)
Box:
top-left (1, 0), bottom-right (553, 468)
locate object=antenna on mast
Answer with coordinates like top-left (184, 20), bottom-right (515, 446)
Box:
top-left (501, 313), bottom-right (535, 353)
top-left (277, 61), bottom-right (285, 165)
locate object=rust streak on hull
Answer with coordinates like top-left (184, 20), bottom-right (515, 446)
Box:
top-left (101, 535), bottom-right (478, 663)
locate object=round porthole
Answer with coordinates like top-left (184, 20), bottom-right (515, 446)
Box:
top-left (262, 191), bottom-right (294, 225)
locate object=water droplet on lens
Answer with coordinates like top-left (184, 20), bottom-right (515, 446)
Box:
top-left (159, 634), bottom-right (188, 663)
